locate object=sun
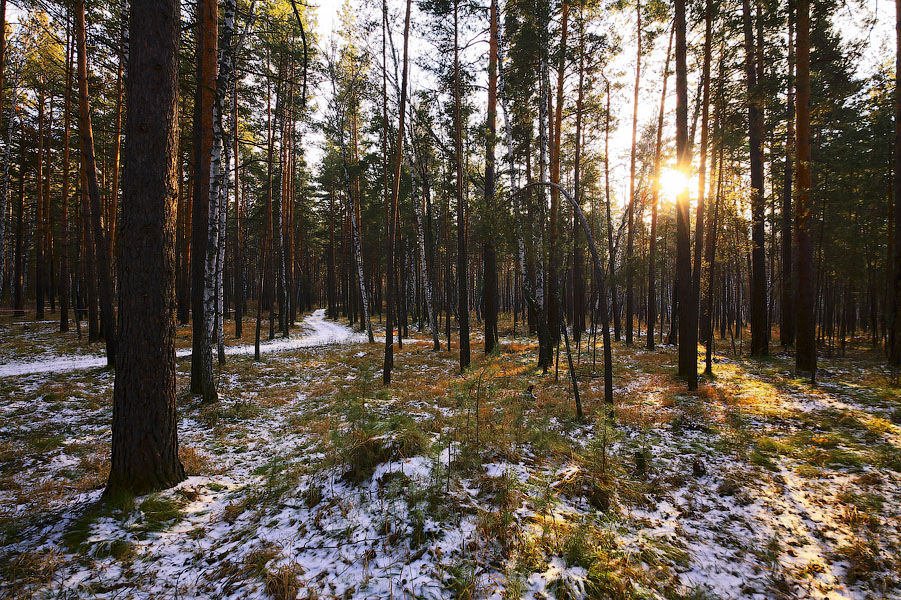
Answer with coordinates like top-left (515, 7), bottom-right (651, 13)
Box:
top-left (658, 168), bottom-right (690, 201)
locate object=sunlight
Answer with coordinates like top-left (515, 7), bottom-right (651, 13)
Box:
top-left (658, 168), bottom-right (690, 202)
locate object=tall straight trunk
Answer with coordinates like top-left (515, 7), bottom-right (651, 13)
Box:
top-left (675, 0), bottom-right (697, 388)
top-left (692, 0), bottom-right (712, 351)
top-left (275, 66), bottom-right (287, 338)
top-left (383, 0), bottom-right (412, 384)
top-left (647, 28), bottom-right (673, 350)
top-left (483, 0), bottom-right (500, 354)
top-left (603, 74), bottom-right (620, 340)
top-left (13, 115), bottom-right (23, 315)
top-left (705, 143), bottom-right (723, 374)
top-left (797, 0), bottom-right (816, 372)
top-left (327, 187), bottom-right (336, 318)
top-left (108, 0), bottom-right (185, 495)
top-left (190, 0), bottom-right (217, 400)
top-left (82, 168), bottom-right (99, 340)
top-left (547, 1), bottom-right (569, 350)
top-left (75, 0), bottom-right (116, 365)
top-left (60, 19), bottom-right (73, 332)
top-left (232, 76), bottom-right (243, 338)
top-left (781, 1), bottom-right (795, 347)
top-left (454, 0), bottom-right (470, 372)
top-left (742, 0), bottom-right (768, 356)
top-left (535, 1), bottom-right (551, 372)
top-left (571, 12), bottom-right (586, 345)
top-left (255, 63), bottom-right (274, 360)
top-left (109, 21), bottom-right (124, 264)
top-left (211, 0), bottom-right (237, 361)
top-left (35, 84), bottom-right (45, 321)
top-left (45, 95), bottom-right (55, 313)
top-left (626, 0), bottom-right (641, 344)
top-left (0, 0), bottom-right (7, 300)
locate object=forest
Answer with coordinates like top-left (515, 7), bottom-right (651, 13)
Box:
top-left (0, 0), bottom-right (900, 597)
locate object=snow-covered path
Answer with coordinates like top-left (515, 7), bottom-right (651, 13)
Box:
top-left (0, 309), bottom-right (367, 377)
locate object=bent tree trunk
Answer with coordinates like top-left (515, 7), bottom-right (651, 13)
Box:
top-left (521, 181), bottom-right (614, 408)
top-left (109, 0), bottom-right (185, 495)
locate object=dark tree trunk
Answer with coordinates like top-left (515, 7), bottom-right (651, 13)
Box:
top-left (383, 0), bottom-right (412, 384)
top-left (742, 0), bottom-right (768, 356)
top-left (797, 0), bottom-right (816, 373)
top-left (626, 0), bottom-right (641, 345)
top-left (675, 0), bottom-right (697, 388)
top-left (60, 18), bottom-right (73, 333)
top-left (454, 0), bottom-right (470, 372)
top-left (647, 28), bottom-right (673, 351)
top-left (692, 0), bottom-right (712, 356)
top-left (76, 0), bottom-right (117, 365)
top-left (35, 84), bottom-right (45, 321)
top-left (109, 0), bottom-right (185, 495)
top-left (483, 0), bottom-right (499, 354)
top-left (782, 2), bottom-right (796, 347)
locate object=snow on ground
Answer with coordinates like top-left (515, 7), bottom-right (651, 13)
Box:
top-left (1, 315), bottom-right (900, 599)
top-left (0, 309), bottom-right (365, 377)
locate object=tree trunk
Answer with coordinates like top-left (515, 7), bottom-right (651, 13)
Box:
top-left (211, 0), bottom-right (237, 363)
top-left (190, 0), bottom-right (218, 400)
top-left (483, 0), bottom-right (500, 354)
top-left (547, 1), bottom-right (569, 352)
top-left (675, 0), bottom-right (697, 388)
top-left (742, 0), bottom-right (768, 356)
top-left (781, 2), bottom-right (796, 347)
top-left (232, 74), bottom-right (243, 338)
top-left (109, 0), bottom-right (185, 495)
top-left (797, 0), bottom-right (816, 373)
top-left (626, 0), bottom-right (641, 345)
top-left (60, 18), bottom-right (73, 332)
top-left (647, 28), bottom-right (673, 351)
top-left (383, 0), bottom-right (412, 383)
top-left (75, 0), bottom-right (117, 365)
top-left (35, 83), bottom-right (45, 321)
top-left (692, 0), bottom-right (712, 353)
top-left (603, 74), bottom-right (620, 341)
top-left (454, 0), bottom-right (470, 372)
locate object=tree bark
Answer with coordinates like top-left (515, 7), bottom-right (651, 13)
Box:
top-left (60, 18), bottom-right (73, 332)
top-left (693, 0), bottom-right (712, 350)
top-left (454, 0), bottom-right (470, 372)
top-left (483, 0), bottom-right (500, 354)
top-left (781, 1), bottom-right (795, 347)
top-left (76, 0), bottom-right (117, 365)
top-left (796, 0), bottom-right (816, 373)
top-left (383, 0), bottom-right (412, 383)
top-left (647, 28), bottom-right (673, 350)
top-left (742, 0), bottom-right (768, 356)
top-left (109, 0), bottom-right (185, 495)
top-left (190, 0), bottom-right (218, 400)
top-left (675, 0), bottom-right (697, 388)
top-left (626, 0), bottom-right (642, 345)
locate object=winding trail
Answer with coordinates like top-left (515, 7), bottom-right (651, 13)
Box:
top-left (0, 309), bottom-right (366, 377)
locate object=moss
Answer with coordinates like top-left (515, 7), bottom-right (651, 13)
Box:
top-left (137, 495), bottom-right (183, 532)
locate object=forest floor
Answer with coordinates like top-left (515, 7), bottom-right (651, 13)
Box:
top-left (1, 309), bottom-right (900, 600)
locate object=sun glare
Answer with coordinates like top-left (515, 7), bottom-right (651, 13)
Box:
top-left (658, 168), bottom-right (690, 201)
